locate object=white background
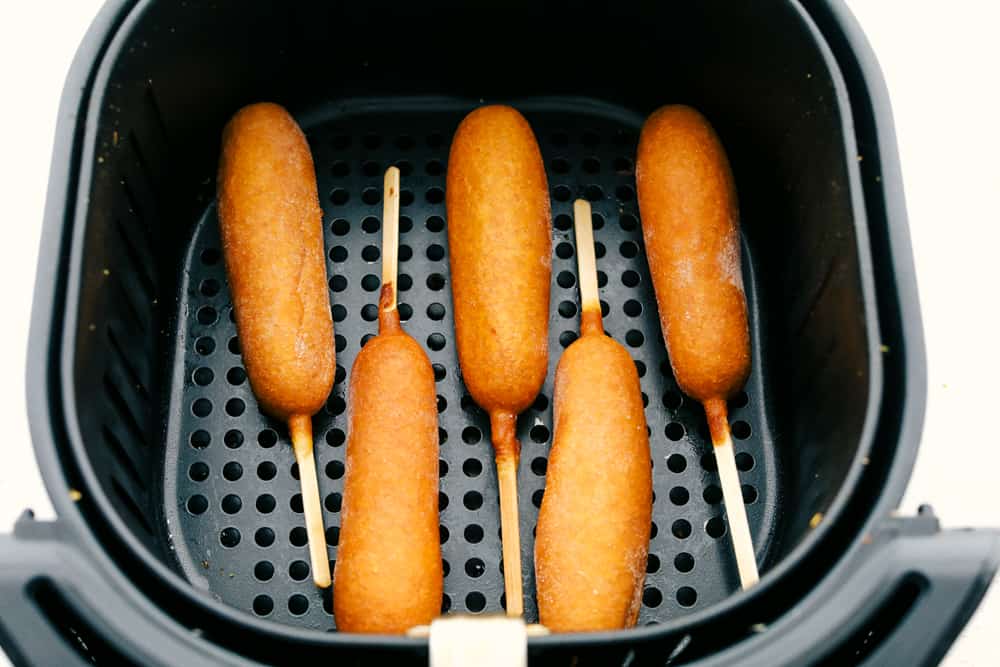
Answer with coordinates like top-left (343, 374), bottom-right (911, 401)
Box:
top-left (0, 1), bottom-right (997, 665)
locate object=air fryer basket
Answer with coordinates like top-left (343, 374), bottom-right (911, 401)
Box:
top-left (2, 0), bottom-right (998, 665)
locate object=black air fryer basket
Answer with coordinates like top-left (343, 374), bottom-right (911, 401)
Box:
top-left (2, 1), bottom-right (997, 665)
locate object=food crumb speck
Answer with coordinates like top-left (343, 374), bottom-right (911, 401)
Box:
top-left (69, 489), bottom-right (82, 501)
top-left (809, 512), bottom-right (823, 528)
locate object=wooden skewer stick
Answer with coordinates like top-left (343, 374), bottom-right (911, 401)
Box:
top-left (381, 167), bottom-right (400, 315)
top-left (289, 414), bottom-right (331, 588)
top-left (705, 399), bottom-right (758, 588)
top-left (497, 449), bottom-right (523, 617)
top-left (573, 200), bottom-right (603, 336)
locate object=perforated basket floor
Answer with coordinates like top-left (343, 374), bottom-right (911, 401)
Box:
top-left (162, 98), bottom-right (779, 631)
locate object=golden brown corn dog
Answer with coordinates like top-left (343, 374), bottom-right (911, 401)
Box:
top-left (535, 200), bottom-right (652, 632)
top-left (636, 105), bottom-right (759, 588)
top-left (217, 102), bottom-right (334, 588)
top-left (334, 168), bottom-right (442, 633)
top-left (446, 105), bottom-right (551, 617)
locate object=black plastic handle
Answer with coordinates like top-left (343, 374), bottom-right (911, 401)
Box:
top-left (0, 513), bottom-right (254, 667)
top-left (681, 513), bottom-right (1000, 667)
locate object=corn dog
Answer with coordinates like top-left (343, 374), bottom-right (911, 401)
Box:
top-left (535, 200), bottom-right (652, 631)
top-left (334, 168), bottom-right (442, 632)
top-left (217, 102), bottom-right (334, 588)
top-left (446, 105), bottom-right (551, 616)
top-left (636, 104), bottom-right (759, 588)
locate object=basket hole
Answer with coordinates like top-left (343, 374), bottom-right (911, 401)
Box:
top-left (256, 494), bottom-right (276, 513)
top-left (441, 595), bottom-right (452, 613)
top-left (669, 487), bottom-right (690, 506)
top-left (399, 216), bottom-right (414, 233)
top-left (330, 189), bottom-right (349, 205)
top-left (289, 527), bottom-right (307, 546)
top-left (432, 364), bottom-right (447, 382)
top-left (466, 592), bottom-right (486, 613)
top-left (289, 560), bottom-right (310, 582)
top-left (440, 525), bottom-right (450, 544)
top-left (325, 492), bottom-right (342, 512)
top-left (427, 333), bottom-right (446, 351)
top-left (530, 457), bottom-right (547, 476)
top-left (426, 187), bottom-right (445, 204)
top-left (635, 360), bottom-right (647, 378)
top-left (360, 216), bottom-right (379, 234)
top-left (439, 492), bottom-right (449, 511)
top-left (615, 157), bottom-right (634, 174)
top-left (461, 426), bottom-right (481, 444)
top-left (290, 494), bottom-right (303, 513)
top-left (399, 274), bottom-right (413, 291)
top-left (255, 527), bottom-right (275, 547)
top-left (531, 489), bottom-right (545, 508)
top-left (646, 554), bottom-right (660, 574)
top-left (464, 524), bottom-right (484, 543)
top-left (219, 527), bottom-right (241, 548)
top-left (329, 275), bottom-right (348, 292)
top-left (673, 552), bottom-right (695, 573)
top-left (335, 335), bottom-right (346, 352)
top-left (585, 185), bottom-right (604, 201)
top-left (427, 303), bottom-right (446, 321)
top-left (361, 274), bottom-right (380, 292)
top-left (194, 337), bottom-right (215, 356)
top-left (465, 558), bottom-right (486, 578)
top-left (190, 430), bottom-right (210, 449)
top-left (596, 271), bottom-right (608, 288)
top-left (334, 365), bottom-right (346, 384)
top-left (200, 248), bottom-right (220, 265)
top-left (254, 561), bottom-right (274, 581)
top-left (742, 484), bottom-right (758, 504)
top-left (223, 429), bottom-right (243, 449)
top-left (327, 396), bottom-right (346, 416)
top-left (426, 215), bottom-right (445, 232)
top-left (331, 219), bottom-right (351, 237)
top-left (332, 305), bottom-right (347, 322)
top-left (398, 303), bottom-right (413, 321)
top-left (703, 485), bottom-right (722, 505)
top-left (257, 461), bottom-right (277, 481)
top-left (665, 422), bottom-right (685, 441)
top-left (619, 214), bottom-right (638, 231)
top-left (258, 429), bottom-right (277, 448)
top-left (701, 454), bottom-right (718, 472)
top-left (463, 491), bottom-right (484, 511)
top-left (253, 595), bottom-right (274, 616)
top-left (626, 330), bottom-right (644, 347)
top-left (553, 185), bottom-right (572, 202)
top-left (395, 135), bottom-right (415, 150)
top-left (439, 428), bottom-right (448, 445)
top-left (426, 159), bottom-right (444, 176)
top-left (559, 331), bottom-right (578, 348)
top-left (222, 461), bottom-right (243, 481)
top-left (362, 245), bottom-right (380, 262)
top-left (533, 394), bottom-right (549, 411)
top-left (463, 458), bottom-right (483, 477)
top-left (196, 306), bottom-right (217, 325)
top-left (677, 586), bottom-right (698, 607)
top-left (225, 398), bottom-right (245, 417)
top-left (594, 241), bottom-right (606, 259)
top-left (442, 560), bottom-right (451, 577)
top-left (643, 587), bottom-right (663, 608)
top-left (399, 245), bottom-right (413, 262)
top-left (395, 158), bottom-right (414, 175)
top-left (735, 452), bottom-right (755, 471)
top-left (557, 271), bottom-right (575, 288)
top-left (530, 424), bottom-right (550, 443)
top-left (326, 460), bottom-right (345, 480)
top-left (361, 304), bottom-right (378, 322)
top-left (731, 421), bottom-right (752, 440)
top-left (706, 517), bottom-right (727, 538)
top-left (582, 157), bottom-right (600, 173)
top-left (650, 522), bottom-right (659, 539)
top-left (619, 241), bottom-right (639, 258)
top-left (729, 391), bottom-right (749, 409)
top-left (550, 158), bottom-right (570, 174)
top-left (616, 185), bottom-right (635, 202)
top-left (427, 273), bottom-right (445, 291)
top-left (226, 367), bottom-right (246, 386)
top-left (186, 494), bottom-right (208, 515)
top-left (288, 594), bottom-right (309, 616)
top-left (662, 391), bottom-right (683, 410)
top-left (555, 242), bottom-right (574, 260)
top-left (199, 278), bottom-right (220, 297)
top-left (221, 493), bottom-right (242, 515)
top-left (437, 395), bottom-right (448, 413)
top-left (427, 244), bottom-right (445, 261)
top-left (671, 519), bottom-right (692, 539)
top-left (622, 270), bottom-right (640, 287)
top-left (331, 161), bottom-right (349, 177)
top-left (554, 214), bottom-right (572, 231)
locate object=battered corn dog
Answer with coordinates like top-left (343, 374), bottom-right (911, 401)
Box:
top-left (534, 200), bottom-right (652, 632)
top-left (334, 168), bottom-right (442, 632)
top-left (636, 105), bottom-right (759, 588)
top-left (217, 102), bottom-right (334, 588)
top-left (446, 105), bottom-right (551, 616)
